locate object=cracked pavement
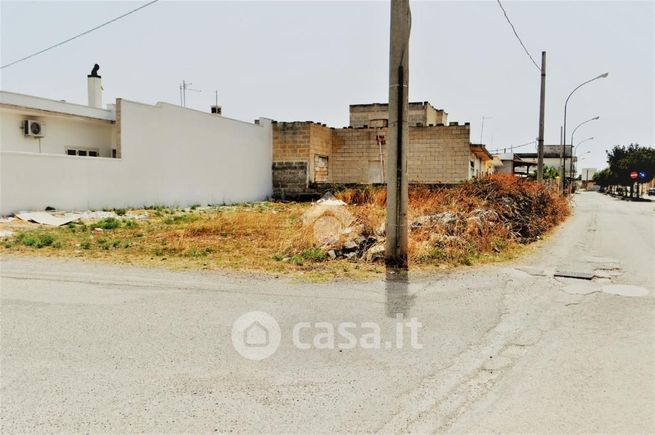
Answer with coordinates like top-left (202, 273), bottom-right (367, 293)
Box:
top-left (1, 191), bottom-right (653, 433)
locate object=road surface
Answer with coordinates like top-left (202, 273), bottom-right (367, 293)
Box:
top-left (1, 191), bottom-right (653, 433)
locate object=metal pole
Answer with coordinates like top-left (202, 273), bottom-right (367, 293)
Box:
top-left (385, 0), bottom-right (410, 269)
top-left (537, 51), bottom-right (546, 182)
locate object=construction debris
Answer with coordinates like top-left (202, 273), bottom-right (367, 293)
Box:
top-left (15, 212), bottom-right (81, 227)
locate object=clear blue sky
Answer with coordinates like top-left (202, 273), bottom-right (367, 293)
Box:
top-left (2, 1), bottom-right (653, 170)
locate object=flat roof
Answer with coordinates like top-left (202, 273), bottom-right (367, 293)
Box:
top-left (470, 144), bottom-right (493, 161)
top-left (0, 91), bottom-right (115, 122)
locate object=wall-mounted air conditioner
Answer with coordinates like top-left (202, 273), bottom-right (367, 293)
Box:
top-left (23, 120), bottom-right (45, 138)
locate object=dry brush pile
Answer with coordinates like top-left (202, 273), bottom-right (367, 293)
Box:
top-left (328, 174), bottom-right (570, 265)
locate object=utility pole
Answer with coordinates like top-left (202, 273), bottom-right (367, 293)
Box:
top-left (536, 51), bottom-right (546, 182)
top-left (385, 0), bottom-right (410, 269)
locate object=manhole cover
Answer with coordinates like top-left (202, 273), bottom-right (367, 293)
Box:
top-left (554, 270), bottom-right (595, 280)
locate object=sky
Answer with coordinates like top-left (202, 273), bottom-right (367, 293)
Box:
top-left (1, 0), bottom-right (653, 171)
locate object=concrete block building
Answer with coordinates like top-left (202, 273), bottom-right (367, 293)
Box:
top-left (272, 102), bottom-right (493, 197)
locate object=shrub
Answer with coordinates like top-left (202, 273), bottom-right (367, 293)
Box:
top-left (114, 208), bottom-right (127, 216)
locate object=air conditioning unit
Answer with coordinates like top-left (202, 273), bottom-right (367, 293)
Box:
top-left (23, 120), bottom-right (45, 138)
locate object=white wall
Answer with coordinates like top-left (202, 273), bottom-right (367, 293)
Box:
top-left (1, 109), bottom-right (116, 156)
top-left (0, 99), bottom-right (272, 214)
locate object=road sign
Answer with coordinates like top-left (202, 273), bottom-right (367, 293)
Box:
top-left (630, 171), bottom-right (638, 180)
top-left (638, 171), bottom-right (647, 180)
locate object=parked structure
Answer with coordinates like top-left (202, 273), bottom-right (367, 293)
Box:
top-left (493, 145), bottom-right (577, 179)
top-left (272, 102), bottom-right (493, 197)
top-left (493, 153), bottom-right (537, 177)
top-left (0, 66), bottom-right (272, 215)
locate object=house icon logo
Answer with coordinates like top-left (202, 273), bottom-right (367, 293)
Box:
top-left (231, 311), bottom-right (281, 360)
top-left (244, 321), bottom-right (269, 347)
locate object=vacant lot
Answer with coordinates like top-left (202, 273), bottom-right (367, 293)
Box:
top-left (0, 175), bottom-right (569, 280)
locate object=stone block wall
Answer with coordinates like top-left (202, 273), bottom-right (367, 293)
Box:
top-left (407, 124), bottom-right (470, 183)
top-left (272, 161), bottom-right (308, 198)
top-left (349, 102), bottom-right (448, 128)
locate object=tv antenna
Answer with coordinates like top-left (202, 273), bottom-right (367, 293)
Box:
top-left (179, 80), bottom-right (201, 107)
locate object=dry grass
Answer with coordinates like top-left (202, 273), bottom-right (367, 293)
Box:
top-left (0, 175), bottom-right (569, 280)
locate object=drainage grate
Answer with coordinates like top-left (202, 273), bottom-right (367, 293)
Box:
top-left (554, 270), bottom-right (595, 280)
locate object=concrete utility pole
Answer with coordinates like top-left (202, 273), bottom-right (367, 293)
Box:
top-left (536, 51), bottom-right (546, 182)
top-left (385, 0), bottom-right (411, 269)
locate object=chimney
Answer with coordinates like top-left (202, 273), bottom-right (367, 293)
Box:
top-left (87, 64), bottom-right (102, 108)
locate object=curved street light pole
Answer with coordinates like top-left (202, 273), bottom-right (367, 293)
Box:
top-left (562, 72), bottom-right (608, 193)
top-left (569, 117), bottom-right (599, 187)
top-left (573, 136), bottom-right (594, 156)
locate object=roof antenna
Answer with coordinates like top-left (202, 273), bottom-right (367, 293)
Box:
top-left (178, 80), bottom-right (201, 107)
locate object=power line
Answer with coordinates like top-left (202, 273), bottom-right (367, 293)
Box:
top-left (1, 0), bottom-right (161, 70)
top-left (495, 0), bottom-right (541, 72)
top-left (488, 140), bottom-right (537, 154)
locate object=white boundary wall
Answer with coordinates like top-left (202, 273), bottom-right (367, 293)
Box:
top-left (1, 100), bottom-right (272, 214)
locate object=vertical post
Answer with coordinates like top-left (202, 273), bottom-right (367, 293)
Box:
top-left (385, 0), bottom-right (410, 269)
top-left (536, 51), bottom-right (546, 182)
top-left (559, 125), bottom-right (565, 191)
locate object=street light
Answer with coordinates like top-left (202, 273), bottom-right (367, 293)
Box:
top-left (570, 117), bottom-right (599, 184)
top-left (562, 73), bottom-right (608, 193)
top-left (574, 136), bottom-right (594, 155)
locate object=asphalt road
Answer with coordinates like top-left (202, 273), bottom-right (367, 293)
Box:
top-left (1, 191), bottom-right (653, 433)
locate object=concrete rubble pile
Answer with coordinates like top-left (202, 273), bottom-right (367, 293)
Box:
top-left (302, 193), bottom-right (385, 262)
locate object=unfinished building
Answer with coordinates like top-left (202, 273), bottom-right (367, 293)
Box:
top-left (272, 101), bottom-right (493, 198)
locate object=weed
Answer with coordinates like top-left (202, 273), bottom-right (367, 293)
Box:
top-left (80, 240), bottom-right (92, 250)
top-left (112, 240), bottom-right (121, 248)
top-left (163, 214), bottom-right (200, 225)
top-left (300, 247), bottom-right (326, 262)
top-left (184, 247), bottom-right (208, 258)
top-left (290, 255), bottom-right (305, 266)
top-left (95, 217), bottom-right (121, 230)
top-left (17, 232), bottom-right (56, 248)
top-left (114, 208), bottom-right (127, 216)
top-left (123, 220), bottom-right (138, 229)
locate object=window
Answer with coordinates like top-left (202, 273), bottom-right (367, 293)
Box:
top-left (66, 148), bottom-right (100, 157)
top-left (314, 155), bottom-right (329, 183)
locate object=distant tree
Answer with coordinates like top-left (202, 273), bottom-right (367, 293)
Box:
top-left (528, 165), bottom-right (559, 181)
top-left (593, 168), bottom-right (617, 187)
top-left (606, 144), bottom-right (655, 185)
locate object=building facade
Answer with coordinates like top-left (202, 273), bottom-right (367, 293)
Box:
top-left (0, 69), bottom-right (272, 215)
top-left (272, 102), bottom-right (493, 198)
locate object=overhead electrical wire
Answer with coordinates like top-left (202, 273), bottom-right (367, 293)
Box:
top-left (495, 0), bottom-right (541, 72)
top-left (1, 0), bottom-right (161, 70)
top-left (488, 140), bottom-right (537, 154)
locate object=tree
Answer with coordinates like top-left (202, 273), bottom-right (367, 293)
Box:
top-left (604, 144), bottom-right (655, 197)
top-left (606, 144), bottom-right (655, 185)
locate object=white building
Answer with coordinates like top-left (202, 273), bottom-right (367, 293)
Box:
top-left (0, 67), bottom-right (272, 215)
